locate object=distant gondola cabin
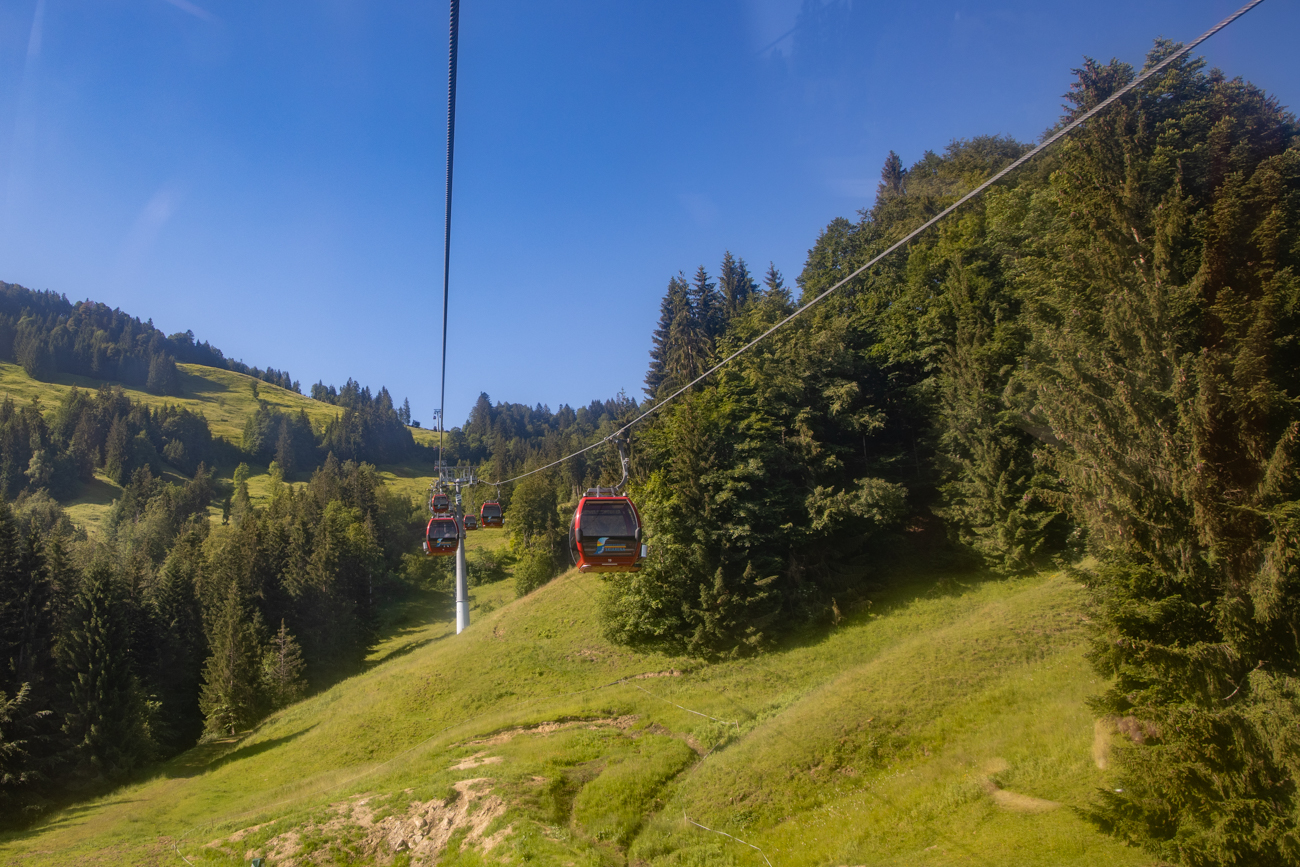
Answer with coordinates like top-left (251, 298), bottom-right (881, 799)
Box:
top-left (480, 501), bottom-right (503, 527)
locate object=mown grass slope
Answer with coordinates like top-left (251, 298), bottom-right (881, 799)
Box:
top-left (0, 551), bottom-right (1150, 867)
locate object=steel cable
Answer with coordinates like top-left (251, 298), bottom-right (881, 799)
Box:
top-left (438, 0), bottom-right (460, 471)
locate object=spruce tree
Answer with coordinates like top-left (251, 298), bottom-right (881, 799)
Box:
top-left (260, 620), bottom-right (306, 711)
top-left (664, 275), bottom-right (707, 393)
top-left (762, 262), bottom-right (792, 309)
top-left (61, 565), bottom-right (154, 785)
top-left (198, 579), bottom-right (263, 737)
top-left (644, 279), bottom-right (676, 398)
top-left (1018, 45), bottom-right (1300, 864)
top-left (103, 415), bottom-right (130, 486)
top-left (718, 251), bottom-right (756, 319)
top-left (145, 531), bottom-right (207, 750)
top-left (274, 419), bottom-right (295, 477)
top-left (689, 265), bottom-right (722, 343)
top-left (877, 149), bottom-right (906, 200)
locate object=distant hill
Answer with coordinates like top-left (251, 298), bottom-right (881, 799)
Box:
top-left (0, 358), bottom-right (440, 533)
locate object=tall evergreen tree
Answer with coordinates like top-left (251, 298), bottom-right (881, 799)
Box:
top-left (877, 149), bottom-right (906, 200)
top-left (260, 620), bottom-right (305, 712)
top-left (198, 579), bottom-right (263, 737)
top-left (718, 251), bottom-right (757, 319)
top-left (61, 565), bottom-right (154, 786)
top-left (103, 416), bottom-right (130, 486)
top-left (762, 262), bottom-right (792, 309)
top-left (1015, 46), bottom-right (1300, 864)
top-left (689, 265), bottom-right (723, 343)
top-left (664, 275), bottom-right (708, 394)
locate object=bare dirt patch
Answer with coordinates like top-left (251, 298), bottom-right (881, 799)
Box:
top-left (460, 715), bottom-right (638, 747)
top-left (978, 759), bottom-right (1059, 813)
top-left (450, 751), bottom-right (504, 771)
top-left (222, 778), bottom-right (510, 866)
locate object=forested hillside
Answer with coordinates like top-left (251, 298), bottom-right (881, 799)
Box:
top-left (441, 43), bottom-right (1299, 865)
top-left (0, 288), bottom-right (438, 820)
top-left (0, 282), bottom-right (297, 396)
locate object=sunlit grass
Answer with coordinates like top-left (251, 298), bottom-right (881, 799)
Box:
top-left (0, 563), bottom-right (1148, 866)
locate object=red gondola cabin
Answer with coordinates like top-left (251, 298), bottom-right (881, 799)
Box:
top-left (464, 514), bottom-right (479, 531)
top-left (569, 492), bottom-right (646, 573)
top-left (480, 500), bottom-right (503, 527)
top-left (424, 515), bottom-right (460, 555)
top-left (431, 492), bottom-right (451, 514)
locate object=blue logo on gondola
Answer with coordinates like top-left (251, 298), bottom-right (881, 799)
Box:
top-left (595, 537), bottom-right (630, 555)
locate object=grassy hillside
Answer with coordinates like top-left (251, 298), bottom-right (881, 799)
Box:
top-left (0, 360), bottom-right (444, 529)
top-left (0, 548), bottom-right (1150, 866)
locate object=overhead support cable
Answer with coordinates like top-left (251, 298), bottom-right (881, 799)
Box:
top-left (478, 0), bottom-right (1265, 490)
top-left (437, 0), bottom-right (461, 470)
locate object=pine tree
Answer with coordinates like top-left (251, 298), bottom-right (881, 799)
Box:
top-left (664, 275), bottom-right (707, 394)
top-left (230, 462), bottom-right (252, 526)
top-left (145, 353), bottom-right (181, 396)
top-left (689, 265), bottom-right (722, 343)
top-left (61, 565), bottom-right (154, 785)
top-left (103, 415), bottom-right (131, 486)
top-left (260, 620), bottom-right (306, 711)
top-left (145, 531), bottom-right (207, 750)
top-left (644, 278), bottom-right (678, 398)
top-left (0, 683), bottom-right (47, 820)
top-left (198, 580), bottom-right (263, 737)
top-left (877, 149), bottom-right (906, 200)
top-left (718, 251), bottom-right (756, 319)
top-left (762, 262), bottom-right (792, 309)
top-left (1017, 46), bottom-right (1300, 864)
top-left (274, 419), bottom-right (295, 477)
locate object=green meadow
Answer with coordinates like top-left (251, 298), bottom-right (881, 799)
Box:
top-left (0, 551), bottom-right (1147, 866)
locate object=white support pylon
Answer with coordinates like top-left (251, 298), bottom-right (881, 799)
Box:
top-left (454, 482), bottom-right (469, 634)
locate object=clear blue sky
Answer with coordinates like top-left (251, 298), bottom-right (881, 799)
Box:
top-left (1, 1), bottom-right (1295, 427)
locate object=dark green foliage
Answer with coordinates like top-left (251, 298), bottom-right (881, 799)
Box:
top-left (317, 381), bottom-right (419, 465)
top-left (514, 544), bottom-right (556, 597)
top-left (1007, 46), bottom-right (1300, 864)
top-left (0, 284), bottom-right (296, 393)
top-left (242, 401), bottom-right (316, 473)
top-left (718, 251), bottom-right (757, 319)
top-left (61, 565), bottom-right (155, 787)
top-left (600, 47), bottom-right (1300, 866)
top-left (450, 390), bottom-right (637, 493)
top-left (0, 684), bottom-right (47, 814)
top-left (198, 579), bottom-right (264, 737)
top-left (0, 439), bottom-right (417, 821)
top-left (142, 529), bottom-right (208, 750)
top-left (260, 620), bottom-right (306, 712)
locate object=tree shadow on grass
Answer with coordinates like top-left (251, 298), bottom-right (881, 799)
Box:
top-left (0, 795), bottom-right (146, 843)
top-left (162, 725), bottom-right (318, 779)
top-left (766, 543), bottom-right (1007, 658)
top-left (367, 637), bottom-right (436, 669)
